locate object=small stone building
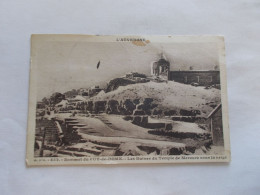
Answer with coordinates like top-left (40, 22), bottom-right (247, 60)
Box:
top-left (150, 54), bottom-right (220, 86)
top-left (151, 55), bottom-right (170, 80)
top-left (168, 70), bottom-right (220, 86)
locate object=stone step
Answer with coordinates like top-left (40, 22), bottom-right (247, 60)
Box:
top-left (65, 146), bottom-right (101, 155)
top-left (67, 123), bottom-right (86, 127)
top-left (65, 118), bottom-right (78, 121)
top-left (66, 121), bottom-right (79, 124)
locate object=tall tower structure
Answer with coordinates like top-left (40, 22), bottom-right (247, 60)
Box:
top-left (151, 53), bottom-right (170, 80)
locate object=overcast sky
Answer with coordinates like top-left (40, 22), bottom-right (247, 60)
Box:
top-left (36, 40), bottom-right (219, 100)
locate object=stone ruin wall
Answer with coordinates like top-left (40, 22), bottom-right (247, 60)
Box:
top-left (57, 98), bottom-right (203, 120)
top-left (58, 98), bottom-right (205, 131)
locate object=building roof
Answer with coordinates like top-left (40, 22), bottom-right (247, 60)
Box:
top-left (158, 58), bottom-right (170, 65)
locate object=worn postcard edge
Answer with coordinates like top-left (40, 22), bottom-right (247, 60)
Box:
top-left (26, 35), bottom-right (231, 166)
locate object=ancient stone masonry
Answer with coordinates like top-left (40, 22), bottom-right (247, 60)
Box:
top-left (82, 99), bottom-right (140, 115)
top-left (93, 101), bottom-right (107, 114)
top-left (106, 100), bottom-right (120, 114)
top-left (71, 97), bottom-right (204, 122)
top-left (169, 71), bottom-right (220, 86)
top-left (122, 99), bottom-right (136, 115)
top-left (132, 101), bottom-right (148, 127)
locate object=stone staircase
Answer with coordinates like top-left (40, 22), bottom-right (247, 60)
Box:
top-left (40, 116), bottom-right (192, 157)
top-left (95, 115), bottom-right (121, 131)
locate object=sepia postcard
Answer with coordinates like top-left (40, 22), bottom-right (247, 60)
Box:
top-left (26, 35), bottom-right (230, 166)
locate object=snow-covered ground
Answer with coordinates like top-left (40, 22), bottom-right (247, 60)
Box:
top-left (38, 113), bottom-right (224, 156)
top-left (42, 79), bottom-right (222, 156)
top-left (91, 81), bottom-right (221, 116)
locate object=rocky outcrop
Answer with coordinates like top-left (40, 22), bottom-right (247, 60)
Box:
top-left (106, 78), bottom-right (136, 93)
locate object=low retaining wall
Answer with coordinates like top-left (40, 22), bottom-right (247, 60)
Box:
top-left (171, 116), bottom-right (206, 123)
